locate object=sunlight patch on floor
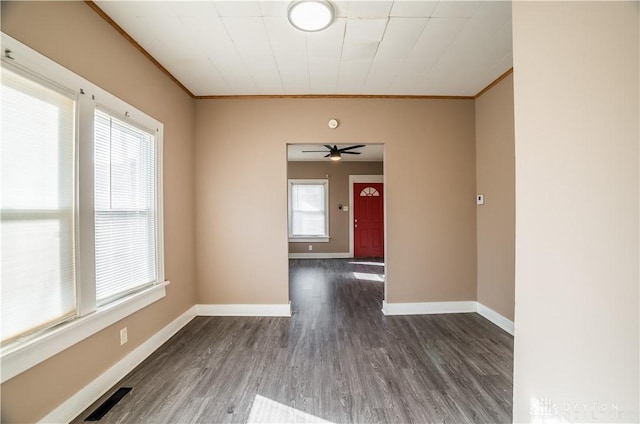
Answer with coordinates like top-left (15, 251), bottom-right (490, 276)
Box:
top-left (348, 261), bottom-right (384, 267)
top-left (352, 272), bottom-right (385, 282)
top-left (247, 395), bottom-right (334, 424)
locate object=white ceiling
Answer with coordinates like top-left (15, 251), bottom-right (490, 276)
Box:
top-left (287, 144), bottom-right (384, 161)
top-left (94, 0), bottom-right (513, 97)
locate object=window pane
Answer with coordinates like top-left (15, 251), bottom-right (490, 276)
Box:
top-left (1, 67), bottom-right (76, 342)
top-left (94, 110), bottom-right (157, 304)
top-left (290, 183), bottom-right (327, 237)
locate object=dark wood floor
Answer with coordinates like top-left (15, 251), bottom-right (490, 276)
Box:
top-left (73, 259), bottom-right (513, 423)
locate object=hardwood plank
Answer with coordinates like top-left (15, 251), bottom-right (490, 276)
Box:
top-left (72, 258), bottom-right (513, 423)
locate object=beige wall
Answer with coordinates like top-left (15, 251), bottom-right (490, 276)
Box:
top-left (0, 2), bottom-right (197, 423)
top-left (287, 161), bottom-right (383, 254)
top-left (475, 73), bottom-right (515, 321)
top-left (196, 98), bottom-right (477, 305)
top-left (512, 2), bottom-right (639, 422)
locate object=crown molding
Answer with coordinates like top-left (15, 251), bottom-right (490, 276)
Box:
top-left (474, 68), bottom-right (514, 99)
top-left (194, 94), bottom-right (474, 100)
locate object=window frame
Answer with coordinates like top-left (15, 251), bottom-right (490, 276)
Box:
top-left (92, 106), bottom-right (162, 307)
top-left (1, 32), bottom-right (168, 383)
top-left (288, 179), bottom-right (330, 243)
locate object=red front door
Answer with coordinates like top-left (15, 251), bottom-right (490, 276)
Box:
top-left (354, 183), bottom-right (384, 258)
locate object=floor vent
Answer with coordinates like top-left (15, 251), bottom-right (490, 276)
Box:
top-left (84, 387), bottom-right (132, 421)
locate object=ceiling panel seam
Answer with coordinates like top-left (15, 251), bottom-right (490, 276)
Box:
top-left (261, 17), bottom-right (286, 94)
top-left (361, 17), bottom-right (390, 93)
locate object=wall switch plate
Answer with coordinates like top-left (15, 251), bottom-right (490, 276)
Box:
top-left (120, 327), bottom-right (128, 345)
top-left (477, 194), bottom-right (485, 205)
top-left (308, 245), bottom-right (313, 251)
top-left (343, 206), bottom-right (349, 212)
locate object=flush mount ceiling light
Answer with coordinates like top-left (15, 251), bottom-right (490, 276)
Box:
top-left (288, 0), bottom-right (334, 32)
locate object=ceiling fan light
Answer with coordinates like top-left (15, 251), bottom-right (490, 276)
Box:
top-left (330, 150), bottom-right (341, 161)
top-left (288, 0), bottom-right (334, 32)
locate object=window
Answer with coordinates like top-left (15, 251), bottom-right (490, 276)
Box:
top-left (1, 33), bottom-right (166, 382)
top-left (1, 66), bottom-right (77, 343)
top-left (94, 109), bottom-right (158, 305)
top-left (360, 186), bottom-right (380, 196)
top-left (288, 179), bottom-right (329, 242)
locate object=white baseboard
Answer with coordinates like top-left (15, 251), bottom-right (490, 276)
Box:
top-left (382, 300), bottom-right (477, 315)
top-left (381, 300), bottom-right (514, 336)
top-left (476, 303), bottom-right (515, 335)
top-left (288, 252), bottom-right (351, 259)
top-left (39, 306), bottom-right (197, 424)
top-left (196, 303), bottom-right (292, 317)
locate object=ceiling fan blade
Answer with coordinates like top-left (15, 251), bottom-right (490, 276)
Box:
top-left (302, 150), bottom-right (329, 153)
top-left (324, 145), bottom-right (333, 150)
top-left (341, 151), bottom-right (361, 154)
top-left (324, 153), bottom-right (330, 158)
top-left (338, 144), bottom-right (366, 152)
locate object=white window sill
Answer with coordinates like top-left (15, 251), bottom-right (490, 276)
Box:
top-left (0, 281), bottom-right (169, 383)
top-left (288, 237), bottom-right (330, 243)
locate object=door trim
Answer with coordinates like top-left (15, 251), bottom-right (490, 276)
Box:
top-left (349, 175), bottom-right (384, 257)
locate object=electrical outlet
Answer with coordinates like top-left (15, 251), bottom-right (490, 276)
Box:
top-left (308, 245), bottom-right (313, 251)
top-left (120, 327), bottom-right (128, 345)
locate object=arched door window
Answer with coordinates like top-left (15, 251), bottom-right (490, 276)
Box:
top-left (359, 186), bottom-right (380, 197)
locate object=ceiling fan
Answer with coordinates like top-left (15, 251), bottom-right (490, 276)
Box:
top-left (302, 144), bottom-right (366, 161)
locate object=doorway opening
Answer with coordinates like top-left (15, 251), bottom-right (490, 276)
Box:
top-left (286, 144), bottom-right (386, 315)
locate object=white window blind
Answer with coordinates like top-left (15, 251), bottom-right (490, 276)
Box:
top-left (289, 180), bottom-right (328, 237)
top-left (1, 66), bottom-right (76, 343)
top-left (94, 109), bottom-right (157, 305)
